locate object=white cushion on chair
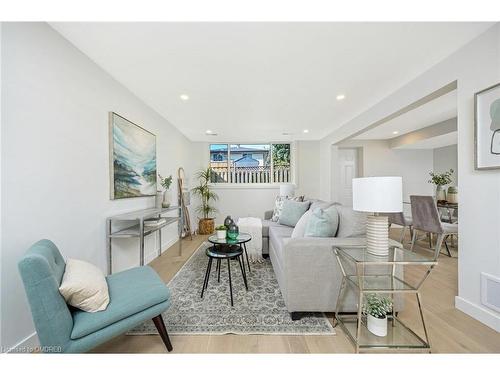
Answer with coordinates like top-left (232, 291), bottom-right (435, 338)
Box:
top-left (59, 259), bottom-right (110, 312)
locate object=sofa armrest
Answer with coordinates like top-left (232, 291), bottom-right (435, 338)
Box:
top-left (282, 237), bottom-right (404, 312)
top-left (264, 210), bottom-right (274, 220)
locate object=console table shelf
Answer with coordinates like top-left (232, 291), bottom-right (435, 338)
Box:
top-left (106, 206), bottom-right (183, 274)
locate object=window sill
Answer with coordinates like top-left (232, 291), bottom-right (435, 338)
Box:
top-left (210, 183), bottom-right (283, 190)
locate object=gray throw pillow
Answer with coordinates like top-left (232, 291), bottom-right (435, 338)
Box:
top-left (336, 205), bottom-right (367, 238)
top-left (304, 206), bottom-right (339, 237)
top-left (278, 200), bottom-right (311, 227)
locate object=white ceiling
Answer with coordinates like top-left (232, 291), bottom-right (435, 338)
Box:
top-left (354, 90), bottom-right (457, 140)
top-left (394, 131), bottom-right (458, 149)
top-left (51, 22), bottom-right (491, 142)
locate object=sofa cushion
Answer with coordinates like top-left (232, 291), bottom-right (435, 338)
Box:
top-left (278, 200), bottom-right (311, 227)
top-left (336, 205), bottom-right (368, 238)
top-left (262, 219), bottom-right (285, 237)
top-left (291, 210), bottom-right (312, 238)
top-left (305, 206), bottom-right (339, 237)
top-left (70, 266), bottom-right (169, 339)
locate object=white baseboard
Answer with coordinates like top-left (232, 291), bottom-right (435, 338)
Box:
top-left (6, 331), bottom-right (39, 353)
top-left (455, 296), bottom-right (500, 332)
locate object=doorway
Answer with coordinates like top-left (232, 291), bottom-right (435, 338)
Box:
top-left (337, 148), bottom-right (360, 206)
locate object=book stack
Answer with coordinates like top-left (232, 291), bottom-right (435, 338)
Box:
top-left (144, 218), bottom-right (167, 227)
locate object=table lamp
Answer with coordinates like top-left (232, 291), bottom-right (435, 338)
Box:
top-left (279, 184), bottom-right (295, 198)
top-left (352, 176), bottom-right (403, 256)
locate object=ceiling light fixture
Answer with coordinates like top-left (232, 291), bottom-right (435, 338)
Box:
top-left (303, 129), bottom-right (309, 134)
top-left (392, 131), bottom-right (399, 135)
top-left (205, 130), bottom-right (213, 134)
top-left (180, 94), bottom-right (189, 101)
top-left (336, 94), bottom-right (346, 101)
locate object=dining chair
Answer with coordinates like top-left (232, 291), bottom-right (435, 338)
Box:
top-left (409, 195), bottom-right (458, 258)
top-left (387, 212), bottom-right (413, 244)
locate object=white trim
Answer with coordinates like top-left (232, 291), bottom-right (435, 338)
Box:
top-left (5, 331), bottom-right (39, 353)
top-left (455, 296), bottom-right (500, 333)
top-left (211, 184), bottom-right (280, 190)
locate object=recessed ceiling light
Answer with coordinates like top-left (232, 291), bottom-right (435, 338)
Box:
top-left (392, 131), bottom-right (399, 135)
top-left (336, 94), bottom-right (346, 101)
top-left (205, 130), bottom-right (213, 134)
top-left (303, 129), bottom-right (309, 134)
top-left (180, 94), bottom-right (189, 101)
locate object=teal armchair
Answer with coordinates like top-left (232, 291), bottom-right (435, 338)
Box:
top-left (18, 239), bottom-right (173, 353)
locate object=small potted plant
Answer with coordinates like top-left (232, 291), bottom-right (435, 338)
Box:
top-left (362, 293), bottom-right (393, 337)
top-left (158, 174), bottom-right (173, 208)
top-left (428, 169), bottom-right (454, 202)
top-left (215, 225), bottom-right (227, 240)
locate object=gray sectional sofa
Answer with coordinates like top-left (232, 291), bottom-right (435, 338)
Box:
top-left (262, 199), bottom-right (402, 320)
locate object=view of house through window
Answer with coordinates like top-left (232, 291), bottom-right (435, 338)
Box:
top-left (209, 143), bottom-right (291, 183)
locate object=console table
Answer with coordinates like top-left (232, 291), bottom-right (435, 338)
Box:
top-left (333, 245), bottom-right (437, 353)
top-left (106, 206), bottom-right (183, 274)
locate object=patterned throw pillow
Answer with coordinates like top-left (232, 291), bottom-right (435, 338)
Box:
top-left (271, 195), bottom-right (304, 222)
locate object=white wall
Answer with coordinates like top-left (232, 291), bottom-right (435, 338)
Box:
top-left (332, 140), bottom-right (434, 214)
top-left (433, 144), bottom-right (458, 185)
top-left (319, 24), bottom-right (500, 331)
top-left (1, 23), bottom-right (197, 350)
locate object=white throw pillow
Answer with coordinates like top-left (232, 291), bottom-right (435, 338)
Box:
top-left (291, 210), bottom-right (312, 238)
top-left (59, 259), bottom-right (110, 312)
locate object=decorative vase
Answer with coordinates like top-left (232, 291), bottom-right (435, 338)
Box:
top-left (227, 223), bottom-right (239, 240)
top-left (216, 229), bottom-right (227, 240)
top-left (162, 190), bottom-right (171, 208)
top-left (447, 186), bottom-right (458, 204)
top-left (224, 216), bottom-right (234, 228)
top-left (367, 314), bottom-right (388, 337)
top-left (436, 185), bottom-right (447, 202)
top-left (155, 191), bottom-right (163, 208)
top-left (198, 218), bottom-right (215, 235)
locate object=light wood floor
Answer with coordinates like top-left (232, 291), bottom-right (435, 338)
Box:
top-left (93, 230), bottom-right (500, 354)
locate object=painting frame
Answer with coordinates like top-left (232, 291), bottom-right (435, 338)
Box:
top-left (474, 82), bottom-right (500, 170)
top-left (109, 112), bottom-right (157, 199)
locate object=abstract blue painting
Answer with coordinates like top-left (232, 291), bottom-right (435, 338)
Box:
top-left (109, 112), bottom-right (157, 199)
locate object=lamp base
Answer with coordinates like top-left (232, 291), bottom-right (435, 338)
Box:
top-left (366, 215), bottom-right (389, 256)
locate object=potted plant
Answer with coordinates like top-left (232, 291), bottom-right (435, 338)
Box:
top-left (362, 293), bottom-right (393, 337)
top-left (428, 169), bottom-right (454, 202)
top-left (192, 168), bottom-right (219, 234)
top-left (158, 174), bottom-right (173, 208)
top-left (215, 225), bottom-right (227, 240)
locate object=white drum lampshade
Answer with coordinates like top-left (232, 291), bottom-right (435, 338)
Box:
top-left (352, 177), bottom-right (403, 256)
top-left (279, 184), bottom-right (296, 197)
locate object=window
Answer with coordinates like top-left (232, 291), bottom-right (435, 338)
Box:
top-left (209, 143), bottom-right (292, 184)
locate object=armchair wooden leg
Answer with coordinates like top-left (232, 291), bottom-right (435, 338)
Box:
top-left (152, 315), bottom-right (173, 352)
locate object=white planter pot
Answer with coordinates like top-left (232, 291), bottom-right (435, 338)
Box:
top-left (216, 230), bottom-right (227, 240)
top-left (367, 314), bottom-right (388, 337)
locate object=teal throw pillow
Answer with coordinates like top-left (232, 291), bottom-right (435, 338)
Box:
top-left (304, 206), bottom-right (339, 237)
top-left (278, 200), bottom-right (311, 227)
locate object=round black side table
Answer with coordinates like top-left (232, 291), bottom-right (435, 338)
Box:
top-left (200, 233), bottom-right (252, 306)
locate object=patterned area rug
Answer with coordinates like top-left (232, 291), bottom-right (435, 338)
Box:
top-left (129, 242), bottom-right (335, 335)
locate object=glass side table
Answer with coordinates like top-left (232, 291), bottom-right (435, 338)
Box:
top-left (333, 245), bottom-right (437, 353)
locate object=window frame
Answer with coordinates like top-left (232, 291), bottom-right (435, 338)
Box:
top-left (208, 142), bottom-right (295, 186)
